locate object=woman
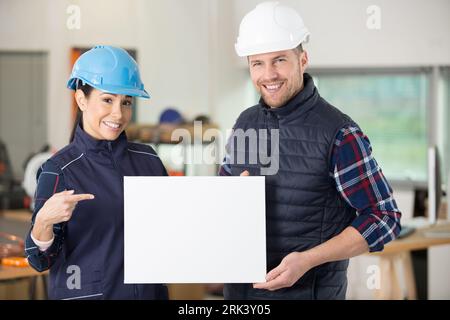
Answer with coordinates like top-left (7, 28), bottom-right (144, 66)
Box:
top-left (25, 45), bottom-right (168, 300)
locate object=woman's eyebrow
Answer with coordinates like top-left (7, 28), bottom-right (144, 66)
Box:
top-left (100, 93), bottom-right (132, 100)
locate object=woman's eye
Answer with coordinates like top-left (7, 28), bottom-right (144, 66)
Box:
top-left (123, 100), bottom-right (132, 107)
top-left (103, 98), bottom-right (112, 104)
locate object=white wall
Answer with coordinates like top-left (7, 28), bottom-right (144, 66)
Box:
top-left (212, 0), bottom-right (450, 133)
top-left (208, 0), bottom-right (257, 137)
top-left (232, 0), bottom-right (450, 68)
top-left (135, 0), bottom-right (211, 124)
top-left (2, 0), bottom-right (449, 148)
top-left (0, 0), bottom-right (212, 149)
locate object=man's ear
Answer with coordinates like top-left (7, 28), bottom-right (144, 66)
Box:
top-left (300, 50), bottom-right (309, 70)
top-left (75, 89), bottom-right (87, 112)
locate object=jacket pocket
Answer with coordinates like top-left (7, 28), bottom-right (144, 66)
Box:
top-left (51, 267), bottom-right (104, 300)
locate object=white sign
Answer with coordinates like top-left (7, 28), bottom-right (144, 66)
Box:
top-left (124, 176), bottom-right (266, 283)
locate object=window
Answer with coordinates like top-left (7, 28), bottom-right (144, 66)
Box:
top-left (311, 70), bottom-right (429, 182)
top-left (438, 67), bottom-right (450, 185)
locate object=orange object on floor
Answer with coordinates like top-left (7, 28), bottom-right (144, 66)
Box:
top-left (1, 257), bottom-right (29, 267)
top-left (168, 170), bottom-right (184, 176)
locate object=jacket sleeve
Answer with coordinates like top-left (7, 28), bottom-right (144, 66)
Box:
top-left (146, 144), bottom-right (169, 176)
top-left (24, 159), bottom-right (67, 272)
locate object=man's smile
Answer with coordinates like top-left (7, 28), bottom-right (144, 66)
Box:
top-left (262, 81), bottom-right (284, 94)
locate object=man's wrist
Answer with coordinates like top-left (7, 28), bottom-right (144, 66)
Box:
top-left (301, 248), bottom-right (322, 269)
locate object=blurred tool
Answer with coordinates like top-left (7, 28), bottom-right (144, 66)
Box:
top-left (1, 257), bottom-right (29, 267)
top-left (22, 150), bottom-right (53, 211)
top-left (0, 140), bottom-right (28, 210)
top-left (0, 231), bottom-right (24, 260)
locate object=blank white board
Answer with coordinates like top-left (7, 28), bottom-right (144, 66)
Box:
top-left (124, 176), bottom-right (266, 283)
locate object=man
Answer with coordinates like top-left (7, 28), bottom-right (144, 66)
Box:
top-left (220, 1), bottom-right (402, 300)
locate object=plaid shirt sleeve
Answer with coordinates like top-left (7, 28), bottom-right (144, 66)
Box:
top-left (219, 154), bottom-right (232, 176)
top-left (218, 126), bottom-right (402, 252)
top-left (331, 126), bottom-right (402, 252)
top-left (24, 160), bottom-right (67, 272)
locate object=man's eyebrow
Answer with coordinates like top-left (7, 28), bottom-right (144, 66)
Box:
top-left (272, 55), bottom-right (287, 61)
top-left (249, 55), bottom-right (288, 64)
top-left (249, 58), bottom-right (263, 64)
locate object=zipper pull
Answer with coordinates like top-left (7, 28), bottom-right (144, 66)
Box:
top-left (107, 141), bottom-right (112, 152)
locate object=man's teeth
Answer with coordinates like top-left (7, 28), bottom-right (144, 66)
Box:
top-left (265, 83), bottom-right (282, 90)
top-left (104, 121), bottom-right (120, 129)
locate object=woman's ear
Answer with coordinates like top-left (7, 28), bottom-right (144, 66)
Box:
top-left (75, 89), bottom-right (88, 112)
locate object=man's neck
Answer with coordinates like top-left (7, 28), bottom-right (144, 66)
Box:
top-left (268, 82), bottom-right (305, 109)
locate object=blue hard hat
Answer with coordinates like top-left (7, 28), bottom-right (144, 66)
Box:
top-left (159, 108), bottom-right (184, 124)
top-left (67, 45), bottom-right (150, 98)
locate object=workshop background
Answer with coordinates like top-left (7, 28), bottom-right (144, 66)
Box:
top-left (0, 0), bottom-right (449, 300)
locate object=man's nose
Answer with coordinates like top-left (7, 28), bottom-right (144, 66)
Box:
top-left (262, 64), bottom-right (278, 81)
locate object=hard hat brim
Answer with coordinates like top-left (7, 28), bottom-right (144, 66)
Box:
top-left (67, 77), bottom-right (150, 99)
top-left (235, 31), bottom-right (310, 57)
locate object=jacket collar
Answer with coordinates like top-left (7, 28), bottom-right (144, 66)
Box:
top-left (73, 122), bottom-right (128, 155)
top-left (259, 72), bottom-right (319, 119)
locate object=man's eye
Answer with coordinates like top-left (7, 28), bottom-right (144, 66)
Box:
top-left (252, 62), bottom-right (262, 67)
top-left (276, 58), bottom-right (286, 63)
top-left (123, 101), bottom-right (132, 107)
top-left (103, 98), bottom-right (112, 103)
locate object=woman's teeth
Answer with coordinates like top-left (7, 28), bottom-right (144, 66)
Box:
top-left (103, 121), bottom-right (120, 129)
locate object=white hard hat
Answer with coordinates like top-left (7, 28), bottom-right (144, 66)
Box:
top-left (235, 1), bottom-right (310, 57)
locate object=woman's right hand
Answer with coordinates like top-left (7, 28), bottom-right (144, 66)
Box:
top-left (32, 190), bottom-right (95, 241)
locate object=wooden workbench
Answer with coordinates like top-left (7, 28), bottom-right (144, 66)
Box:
top-left (0, 265), bottom-right (47, 281)
top-left (369, 221), bottom-right (450, 299)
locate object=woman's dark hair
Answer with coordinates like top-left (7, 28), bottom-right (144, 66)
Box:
top-left (69, 80), bottom-right (94, 142)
